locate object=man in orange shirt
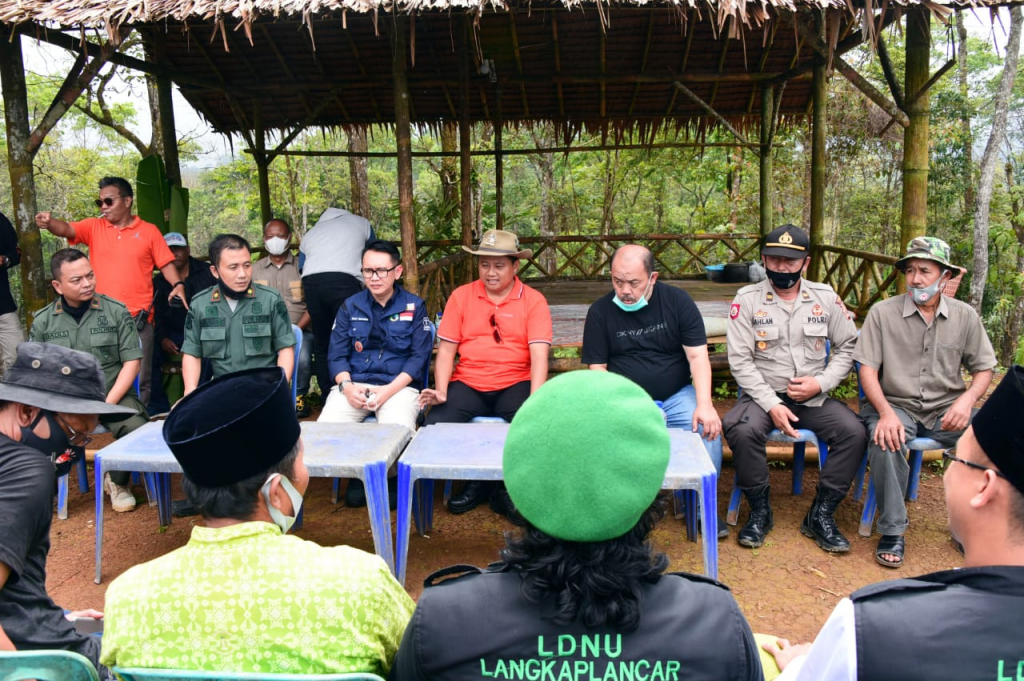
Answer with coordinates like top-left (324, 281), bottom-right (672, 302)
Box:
top-left (36, 177), bottom-right (187, 408)
top-left (419, 229), bottom-right (552, 514)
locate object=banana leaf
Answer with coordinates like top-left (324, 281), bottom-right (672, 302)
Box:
top-left (169, 185), bottom-right (189, 235)
top-left (136, 154), bottom-right (169, 231)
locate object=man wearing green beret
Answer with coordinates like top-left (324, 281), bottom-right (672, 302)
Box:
top-left (390, 371), bottom-right (763, 681)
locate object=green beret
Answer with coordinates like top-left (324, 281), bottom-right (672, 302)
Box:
top-left (503, 371), bottom-right (670, 542)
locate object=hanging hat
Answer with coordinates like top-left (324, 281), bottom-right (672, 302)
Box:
top-left (761, 224), bottom-right (810, 258)
top-left (461, 229), bottom-right (533, 259)
top-left (972, 365), bottom-right (1024, 497)
top-left (503, 371), bottom-right (670, 542)
top-left (894, 236), bottom-right (957, 272)
top-left (163, 367), bottom-right (301, 488)
top-left (0, 342), bottom-right (135, 415)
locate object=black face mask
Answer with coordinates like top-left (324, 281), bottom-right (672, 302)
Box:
top-left (20, 410), bottom-right (82, 477)
top-left (217, 279), bottom-right (249, 300)
top-left (763, 263), bottom-right (802, 290)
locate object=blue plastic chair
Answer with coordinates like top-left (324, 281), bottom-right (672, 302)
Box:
top-left (291, 324), bottom-right (303, 405)
top-left (856, 436), bottom-right (939, 537)
top-left (114, 669), bottom-right (385, 681)
top-left (0, 650), bottom-right (100, 681)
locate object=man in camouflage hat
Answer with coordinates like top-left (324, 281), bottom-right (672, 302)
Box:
top-left (854, 236), bottom-right (997, 568)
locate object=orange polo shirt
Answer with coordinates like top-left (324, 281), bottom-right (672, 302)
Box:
top-left (69, 216), bottom-right (175, 319)
top-left (437, 277), bottom-right (552, 392)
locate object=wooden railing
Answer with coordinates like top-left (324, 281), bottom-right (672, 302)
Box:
top-left (817, 245), bottom-right (900, 319)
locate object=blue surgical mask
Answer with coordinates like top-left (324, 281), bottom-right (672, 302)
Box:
top-left (908, 273), bottom-right (948, 305)
top-left (613, 276), bottom-right (653, 312)
top-left (261, 473), bottom-right (304, 534)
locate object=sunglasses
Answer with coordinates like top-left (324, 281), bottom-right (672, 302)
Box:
top-left (58, 414), bottom-right (93, 448)
top-left (94, 196), bottom-right (125, 208)
top-left (942, 448), bottom-right (1007, 479)
top-left (490, 314), bottom-right (502, 344)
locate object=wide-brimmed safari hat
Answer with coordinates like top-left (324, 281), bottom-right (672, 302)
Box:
top-left (461, 229), bottom-right (532, 259)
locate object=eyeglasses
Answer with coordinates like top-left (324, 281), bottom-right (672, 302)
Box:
top-left (94, 197), bottom-right (124, 208)
top-left (58, 415), bottom-right (92, 448)
top-left (359, 265), bottom-right (398, 279)
top-left (490, 314), bottom-right (502, 343)
top-left (942, 448), bottom-right (1007, 479)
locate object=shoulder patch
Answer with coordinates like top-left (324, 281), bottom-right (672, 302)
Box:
top-left (730, 303), bottom-right (741, 320)
top-left (423, 564), bottom-right (485, 588)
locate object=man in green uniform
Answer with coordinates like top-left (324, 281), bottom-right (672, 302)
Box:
top-left (181, 234), bottom-right (295, 396)
top-left (30, 248), bottom-right (149, 512)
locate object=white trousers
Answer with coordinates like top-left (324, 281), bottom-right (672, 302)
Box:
top-left (318, 384), bottom-right (420, 432)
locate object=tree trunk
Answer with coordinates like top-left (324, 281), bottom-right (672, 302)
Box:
top-left (969, 6), bottom-right (1023, 312)
top-left (348, 128), bottom-right (371, 219)
top-left (957, 12), bottom-right (975, 211)
top-left (0, 26), bottom-right (48, 322)
top-left (900, 8), bottom-right (931, 293)
top-left (529, 126), bottom-right (557, 275)
top-left (439, 122), bottom-right (459, 218)
top-left (1004, 162), bottom-right (1024, 366)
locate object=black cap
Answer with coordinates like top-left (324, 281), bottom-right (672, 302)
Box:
top-left (973, 366), bottom-right (1024, 497)
top-left (762, 224), bottom-right (810, 258)
top-left (162, 368), bottom-right (301, 488)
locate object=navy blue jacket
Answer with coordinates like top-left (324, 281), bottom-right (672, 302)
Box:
top-left (328, 285), bottom-right (433, 390)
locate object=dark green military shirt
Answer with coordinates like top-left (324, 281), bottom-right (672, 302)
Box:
top-left (29, 294), bottom-right (143, 394)
top-left (181, 283), bottom-right (296, 378)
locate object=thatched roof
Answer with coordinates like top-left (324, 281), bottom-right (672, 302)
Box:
top-left (0, 0), bottom-right (992, 138)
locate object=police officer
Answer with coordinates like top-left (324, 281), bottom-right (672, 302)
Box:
top-left (724, 225), bottom-right (866, 553)
top-left (30, 248), bottom-right (149, 512)
top-left (181, 234), bottom-right (296, 396)
top-left (764, 366), bottom-right (1024, 680)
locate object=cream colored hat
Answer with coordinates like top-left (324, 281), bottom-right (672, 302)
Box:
top-left (461, 229), bottom-right (532, 259)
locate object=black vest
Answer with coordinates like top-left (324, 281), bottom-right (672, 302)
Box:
top-left (853, 566), bottom-right (1024, 681)
top-left (392, 565), bottom-right (762, 681)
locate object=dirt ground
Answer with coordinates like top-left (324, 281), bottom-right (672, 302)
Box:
top-left (46, 396), bottom-right (966, 645)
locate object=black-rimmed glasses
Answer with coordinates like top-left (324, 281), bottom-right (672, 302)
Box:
top-left (359, 265), bottom-right (399, 279)
top-left (490, 314), bottom-right (502, 343)
top-left (942, 448), bottom-right (1007, 479)
top-left (58, 415), bottom-right (93, 448)
top-left (94, 197), bottom-right (124, 208)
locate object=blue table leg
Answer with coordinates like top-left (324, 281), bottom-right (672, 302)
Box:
top-left (684, 490), bottom-right (698, 542)
top-left (700, 472), bottom-right (718, 579)
top-left (413, 479), bottom-right (435, 536)
top-left (396, 463), bottom-right (414, 585)
top-left (94, 457), bottom-right (104, 584)
top-left (363, 461), bottom-right (394, 573)
top-left (57, 474), bottom-right (69, 520)
top-left (77, 456), bottom-right (89, 493)
top-left (792, 442), bottom-right (806, 495)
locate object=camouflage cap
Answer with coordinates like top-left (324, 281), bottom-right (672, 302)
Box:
top-left (894, 236), bottom-right (956, 272)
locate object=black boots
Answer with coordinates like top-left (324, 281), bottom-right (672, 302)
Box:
top-left (738, 484), bottom-right (773, 548)
top-left (447, 481), bottom-right (494, 514)
top-left (801, 485), bottom-right (851, 553)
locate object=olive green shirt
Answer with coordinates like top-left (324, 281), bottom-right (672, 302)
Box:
top-left (253, 253), bottom-right (306, 325)
top-left (181, 283), bottom-right (296, 378)
top-left (727, 278), bottom-right (858, 413)
top-left (30, 293), bottom-right (143, 394)
top-left (853, 293), bottom-right (997, 426)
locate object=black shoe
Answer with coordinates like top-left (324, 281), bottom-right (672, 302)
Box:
top-left (737, 484), bottom-right (773, 548)
top-left (800, 485), bottom-right (851, 553)
top-left (346, 479), bottom-right (366, 508)
top-left (488, 484), bottom-right (514, 517)
top-left (172, 499), bottom-right (200, 518)
top-left (448, 481), bottom-right (493, 515)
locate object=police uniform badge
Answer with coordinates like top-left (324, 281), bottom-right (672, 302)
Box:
top-left (354, 340), bottom-right (363, 353)
top-left (757, 341), bottom-right (767, 351)
top-left (97, 315), bottom-right (109, 327)
top-left (206, 306), bottom-right (217, 317)
top-left (765, 292), bottom-right (774, 302)
top-left (815, 340), bottom-right (824, 351)
top-left (756, 330), bottom-right (767, 338)
top-left (801, 290), bottom-right (811, 300)
top-left (755, 309), bottom-right (767, 318)
top-left (252, 301), bottom-right (263, 314)
top-left (252, 338), bottom-right (263, 351)
top-left (811, 304), bottom-right (824, 317)
top-left (211, 289), bottom-right (220, 302)
top-left (389, 314), bottom-right (399, 322)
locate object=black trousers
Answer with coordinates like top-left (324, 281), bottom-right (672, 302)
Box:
top-left (723, 393), bottom-right (868, 494)
top-left (303, 272), bottom-right (362, 392)
top-left (425, 380), bottom-right (532, 424)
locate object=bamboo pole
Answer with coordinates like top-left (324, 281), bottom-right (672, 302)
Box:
top-left (243, 141), bottom-right (765, 158)
top-left (459, 18), bottom-right (474, 283)
top-left (495, 87), bottom-right (504, 231)
top-left (392, 16), bottom-right (419, 294)
top-left (759, 85), bottom-right (773, 237)
top-left (808, 16), bottom-right (826, 281)
top-left (253, 105), bottom-right (273, 225)
top-left (900, 8), bottom-right (931, 294)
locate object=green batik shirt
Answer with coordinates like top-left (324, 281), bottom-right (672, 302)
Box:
top-left (100, 522), bottom-right (415, 675)
top-left (29, 294), bottom-right (142, 393)
top-left (180, 283), bottom-right (296, 377)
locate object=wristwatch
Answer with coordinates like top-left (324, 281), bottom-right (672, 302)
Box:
top-left (339, 379), bottom-right (354, 392)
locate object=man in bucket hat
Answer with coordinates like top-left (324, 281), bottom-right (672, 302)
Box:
top-left (854, 236), bottom-right (997, 568)
top-left (764, 366), bottom-right (1024, 680)
top-left (419, 229), bottom-right (552, 516)
top-left (391, 371), bottom-right (763, 681)
top-left (0, 342), bottom-right (136, 674)
top-left (101, 367), bottom-right (413, 675)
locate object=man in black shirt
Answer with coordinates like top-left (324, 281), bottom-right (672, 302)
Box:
top-left (0, 342), bottom-right (135, 675)
top-left (0, 211), bottom-right (24, 375)
top-left (582, 246), bottom-right (723, 521)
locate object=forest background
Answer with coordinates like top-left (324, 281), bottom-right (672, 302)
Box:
top-left (1, 14), bottom-right (1022, 366)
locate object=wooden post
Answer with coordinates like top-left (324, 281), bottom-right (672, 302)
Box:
top-left (495, 87), bottom-right (504, 231)
top-left (153, 31), bottom-right (181, 188)
top-left (459, 24), bottom-right (475, 282)
top-left (900, 7), bottom-right (930, 293)
top-left (392, 16), bottom-right (419, 294)
top-left (808, 16), bottom-right (827, 281)
top-left (253, 105), bottom-right (272, 225)
top-left (759, 84), bottom-right (773, 237)
top-left (0, 25), bottom-right (47, 319)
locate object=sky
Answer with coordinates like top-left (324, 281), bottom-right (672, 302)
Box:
top-left (19, 6), bottom-right (1023, 173)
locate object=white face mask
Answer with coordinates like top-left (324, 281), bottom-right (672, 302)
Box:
top-left (260, 473), bottom-right (304, 533)
top-left (264, 237), bottom-right (290, 256)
